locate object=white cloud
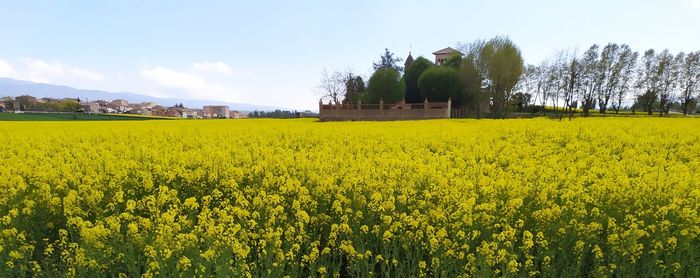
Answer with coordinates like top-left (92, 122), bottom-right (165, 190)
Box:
top-left (69, 67), bottom-right (105, 81)
top-left (690, 0), bottom-right (700, 8)
top-left (21, 58), bottom-right (105, 82)
top-left (139, 66), bottom-right (238, 101)
top-left (0, 59), bottom-right (18, 78)
top-left (192, 61), bottom-right (233, 75)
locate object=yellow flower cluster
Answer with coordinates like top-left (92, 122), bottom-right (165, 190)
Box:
top-left (0, 118), bottom-right (698, 277)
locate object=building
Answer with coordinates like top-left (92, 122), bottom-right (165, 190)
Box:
top-left (432, 47), bottom-right (463, 65)
top-left (140, 102), bottom-right (157, 109)
top-left (230, 110), bottom-right (247, 119)
top-left (203, 105), bottom-right (230, 118)
top-left (185, 109), bottom-right (203, 118)
top-left (164, 108), bottom-right (182, 117)
top-left (112, 99), bottom-right (128, 106)
top-left (404, 52), bottom-right (414, 70)
top-left (81, 102), bottom-right (100, 113)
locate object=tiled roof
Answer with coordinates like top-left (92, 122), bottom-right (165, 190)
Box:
top-left (432, 47), bottom-right (462, 55)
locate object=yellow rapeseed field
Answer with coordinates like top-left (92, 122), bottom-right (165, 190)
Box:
top-left (0, 118), bottom-right (698, 277)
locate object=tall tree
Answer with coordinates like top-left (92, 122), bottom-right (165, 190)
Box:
top-left (597, 43), bottom-right (623, 115)
top-left (458, 54), bottom-right (488, 117)
top-left (636, 49), bottom-right (659, 115)
top-left (318, 69), bottom-right (345, 103)
top-left (519, 64), bottom-right (539, 108)
top-left (534, 61), bottom-right (553, 113)
top-left (611, 48), bottom-right (638, 114)
top-left (548, 51), bottom-right (570, 117)
top-left (442, 54), bottom-right (463, 69)
top-left (560, 50), bottom-right (580, 121)
top-left (366, 68), bottom-right (405, 104)
top-left (373, 48), bottom-right (404, 73)
top-left (578, 44), bottom-right (601, 116)
top-left (479, 36), bottom-right (525, 116)
top-left (677, 51), bottom-right (700, 115)
top-left (343, 72), bottom-right (366, 104)
top-left (418, 66), bottom-right (462, 103)
top-left (657, 49), bottom-right (676, 116)
top-left (520, 65), bottom-right (536, 97)
top-left (403, 57), bottom-right (434, 103)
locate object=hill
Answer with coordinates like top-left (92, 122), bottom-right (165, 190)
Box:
top-left (0, 77), bottom-right (291, 112)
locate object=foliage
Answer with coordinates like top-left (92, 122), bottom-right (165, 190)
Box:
top-left (366, 68), bottom-right (405, 104)
top-left (6, 96), bottom-right (82, 112)
top-left (417, 66), bottom-right (461, 103)
top-left (373, 48), bottom-right (404, 74)
top-left (248, 110), bottom-right (300, 118)
top-left (403, 57), bottom-right (433, 103)
top-left (510, 92), bottom-right (532, 112)
top-left (442, 54), bottom-right (463, 69)
top-left (319, 70), bottom-right (366, 104)
top-left (0, 118), bottom-right (699, 277)
top-left (480, 37), bottom-right (525, 115)
top-left (459, 37), bottom-right (524, 116)
top-left (677, 51), bottom-right (700, 115)
top-left (344, 75), bottom-right (366, 104)
top-left (318, 69), bottom-right (345, 103)
top-left (459, 55), bottom-right (487, 112)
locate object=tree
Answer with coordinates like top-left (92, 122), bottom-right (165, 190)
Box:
top-left (442, 54), bottom-right (463, 69)
top-left (560, 50), bottom-right (580, 121)
top-left (547, 50), bottom-right (570, 115)
top-left (59, 99), bottom-right (81, 112)
top-left (657, 49), bottom-right (676, 116)
top-left (578, 44), bottom-right (601, 116)
top-left (598, 43), bottom-right (622, 115)
top-left (510, 92), bottom-right (532, 112)
top-left (318, 69), bottom-right (344, 103)
top-left (404, 57), bottom-right (433, 103)
top-left (612, 47), bottom-right (638, 114)
top-left (16, 95), bottom-right (36, 111)
top-left (677, 51), bottom-right (700, 115)
top-left (373, 48), bottom-right (404, 73)
top-left (532, 61), bottom-right (553, 114)
top-left (636, 49), bottom-right (659, 115)
top-left (479, 37), bottom-right (524, 116)
top-left (343, 72), bottom-right (365, 104)
top-left (519, 64), bottom-right (538, 105)
top-left (459, 55), bottom-right (487, 116)
top-left (366, 68), bottom-right (405, 104)
top-left (418, 66), bottom-right (462, 103)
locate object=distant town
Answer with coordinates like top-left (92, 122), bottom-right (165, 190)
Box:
top-left (0, 95), bottom-right (317, 119)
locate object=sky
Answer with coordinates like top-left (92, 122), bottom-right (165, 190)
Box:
top-left (0, 0), bottom-right (699, 111)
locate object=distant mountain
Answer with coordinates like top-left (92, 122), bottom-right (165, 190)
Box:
top-left (0, 77), bottom-right (292, 112)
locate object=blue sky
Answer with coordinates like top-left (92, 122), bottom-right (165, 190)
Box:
top-left (0, 0), bottom-right (698, 110)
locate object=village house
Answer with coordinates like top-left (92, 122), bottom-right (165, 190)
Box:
top-left (164, 108), bottom-right (182, 117)
top-left (140, 102), bottom-right (157, 109)
top-left (230, 110), bottom-right (248, 119)
top-left (203, 105), bottom-right (230, 118)
top-left (81, 102), bottom-right (100, 113)
top-left (188, 109), bottom-right (203, 118)
top-left (432, 47), bottom-right (463, 66)
top-left (112, 99), bottom-right (128, 106)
